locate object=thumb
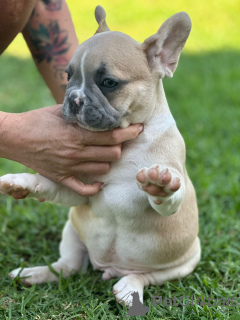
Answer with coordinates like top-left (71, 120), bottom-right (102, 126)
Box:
top-left (61, 176), bottom-right (103, 197)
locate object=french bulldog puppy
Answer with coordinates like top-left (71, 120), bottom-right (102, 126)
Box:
top-left (0, 6), bottom-right (200, 306)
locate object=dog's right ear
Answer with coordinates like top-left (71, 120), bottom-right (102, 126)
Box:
top-left (142, 12), bottom-right (191, 78)
top-left (94, 6), bottom-right (110, 34)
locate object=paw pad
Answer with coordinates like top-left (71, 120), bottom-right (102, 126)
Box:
top-left (136, 165), bottom-right (181, 201)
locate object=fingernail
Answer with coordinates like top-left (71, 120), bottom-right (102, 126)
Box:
top-left (139, 124), bottom-right (144, 133)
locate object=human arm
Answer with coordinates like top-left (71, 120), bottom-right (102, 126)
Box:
top-left (0, 0), bottom-right (143, 197)
top-left (0, 106), bottom-right (143, 196)
top-left (0, 0), bottom-right (36, 55)
top-left (0, 0), bottom-right (77, 102)
top-left (22, 0), bottom-right (78, 103)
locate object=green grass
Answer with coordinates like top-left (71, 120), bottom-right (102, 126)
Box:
top-left (1, 50), bottom-right (240, 319)
top-left (1, 1), bottom-right (240, 318)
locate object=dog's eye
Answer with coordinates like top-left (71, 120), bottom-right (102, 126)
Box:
top-left (102, 79), bottom-right (118, 88)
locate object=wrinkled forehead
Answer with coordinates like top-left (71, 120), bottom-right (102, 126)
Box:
top-left (68, 32), bottom-right (150, 79)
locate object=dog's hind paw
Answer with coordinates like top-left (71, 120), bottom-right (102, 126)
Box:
top-left (113, 274), bottom-right (144, 307)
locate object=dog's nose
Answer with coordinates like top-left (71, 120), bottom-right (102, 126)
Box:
top-left (74, 97), bottom-right (83, 107)
top-left (69, 94), bottom-right (84, 113)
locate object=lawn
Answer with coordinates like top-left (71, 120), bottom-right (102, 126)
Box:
top-left (1, 1), bottom-right (240, 319)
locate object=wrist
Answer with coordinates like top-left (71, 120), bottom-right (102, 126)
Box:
top-left (0, 111), bottom-right (24, 161)
top-left (0, 111), bottom-right (10, 158)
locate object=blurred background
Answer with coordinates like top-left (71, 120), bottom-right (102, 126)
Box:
top-left (4, 0), bottom-right (240, 55)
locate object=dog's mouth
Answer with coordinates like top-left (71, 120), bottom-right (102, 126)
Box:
top-left (62, 100), bottom-right (121, 132)
top-left (76, 108), bottom-right (120, 131)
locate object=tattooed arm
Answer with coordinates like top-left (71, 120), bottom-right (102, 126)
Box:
top-left (22, 0), bottom-right (78, 103)
top-left (0, 0), bottom-right (143, 196)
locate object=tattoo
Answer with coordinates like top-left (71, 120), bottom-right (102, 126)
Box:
top-left (53, 56), bottom-right (69, 88)
top-left (28, 21), bottom-right (70, 63)
top-left (41, 0), bottom-right (62, 11)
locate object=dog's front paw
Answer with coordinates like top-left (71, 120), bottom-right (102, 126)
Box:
top-left (136, 165), bottom-right (181, 205)
top-left (0, 174), bottom-right (31, 199)
top-left (0, 174), bottom-right (47, 201)
top-left (9, 266), bottom-right (58, 285)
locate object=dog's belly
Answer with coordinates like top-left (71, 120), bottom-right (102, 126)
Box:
top-left (70, 179), bottom-right (198, 274)
top-left (70, 204), bottom-right (164, 273)
top-left (70, 181), bottom-right (155, 272)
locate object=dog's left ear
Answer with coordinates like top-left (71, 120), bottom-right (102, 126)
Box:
top-left (142, 12), bottom-right (191, 78)
top-left (95, 6), bottom-right (110, 34)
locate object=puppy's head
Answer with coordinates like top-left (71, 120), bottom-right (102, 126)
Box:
top-left (62, 6), bottom-right (191, 131)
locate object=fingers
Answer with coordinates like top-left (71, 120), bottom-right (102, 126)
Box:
top-left (43, 107), bottom-right (143, 146)
top-left (81, 124), bottom-right (144, 146)
top-left (81, 145), bottom-right (121, 162)
top-left (61, 176), bottom-right (103, 197)
top-left (73, 162), bottom-right (110, 175)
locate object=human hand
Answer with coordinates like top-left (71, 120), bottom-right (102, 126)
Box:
top-left (0, 105), bottom-right (143, 196)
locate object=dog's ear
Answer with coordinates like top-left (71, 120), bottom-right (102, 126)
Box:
top-left (142, 12), bottom-right (191, 78)
top-left (94, 5), bottom-right (110, 34)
